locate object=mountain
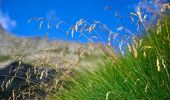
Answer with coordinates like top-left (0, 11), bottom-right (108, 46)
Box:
top-left (0, 27), bottom-right (103, 70)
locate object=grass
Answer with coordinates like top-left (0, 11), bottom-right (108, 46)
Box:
top-left (51, 15), bottom-right (170, 99)
top-left (1, 2), bottom-right (169, 99)
top-left (0, 55), bottom-right (10, 62)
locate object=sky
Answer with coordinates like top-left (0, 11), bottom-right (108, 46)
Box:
top-left (0, 0), bottom-right (167, 43)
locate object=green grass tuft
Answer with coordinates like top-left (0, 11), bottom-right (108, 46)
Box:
top-left (54, 16), bottom-right (170, 99)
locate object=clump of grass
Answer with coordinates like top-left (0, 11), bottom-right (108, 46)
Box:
top-left (54, 15), bottom-right (170, 99)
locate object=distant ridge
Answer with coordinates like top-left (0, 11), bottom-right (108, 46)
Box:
top-left (0, 27), bottom-right (101, 65)
top-left (0, 24), bottom-right (5, 33)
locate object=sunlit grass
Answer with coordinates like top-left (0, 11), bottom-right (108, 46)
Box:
top-left (53, 15), bottom-right (170, 99)
top-left (1, 2), bottom-right (169, 99)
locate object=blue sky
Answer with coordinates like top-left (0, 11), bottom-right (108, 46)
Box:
top-left (0, 0), bottom-right (165, 43)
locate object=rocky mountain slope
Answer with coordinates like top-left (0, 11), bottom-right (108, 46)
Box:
top-left (0, 26), bottom-right (103, 70)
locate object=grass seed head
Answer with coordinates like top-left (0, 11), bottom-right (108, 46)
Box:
top-left (157, 57), bottom-right (160, 72)
top-left (132, 44), bottom-right (138, 58)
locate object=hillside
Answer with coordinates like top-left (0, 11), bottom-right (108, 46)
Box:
top-left (0, 26), bottom-right (104, 70)
top-left (0, 25), bottom-right (104, 99)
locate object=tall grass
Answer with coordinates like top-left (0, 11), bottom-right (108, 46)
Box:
top-left (53, 15), bottom-right (170, 99)
top-left (1, 2), bottom-right (168, 99)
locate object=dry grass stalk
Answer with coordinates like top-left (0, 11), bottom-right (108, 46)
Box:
top-left (107, 31), bottom-right (112, 46)
top-left (127, 43), bottom-right (132, 52)
top-left (132, 44), bottom-right (137, 58)
top-left (156, 57), bottom-right (160, 72)
top-left (105, 92), bottom-right (111, 100)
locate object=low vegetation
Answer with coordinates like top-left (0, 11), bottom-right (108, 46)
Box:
top-left (52, 15), bottom-right (170, 99)
top-left (0, 1), bottom-right (169, 100)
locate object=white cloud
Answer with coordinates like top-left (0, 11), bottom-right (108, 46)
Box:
top-left (0, 10), bottom-right (17, 31)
